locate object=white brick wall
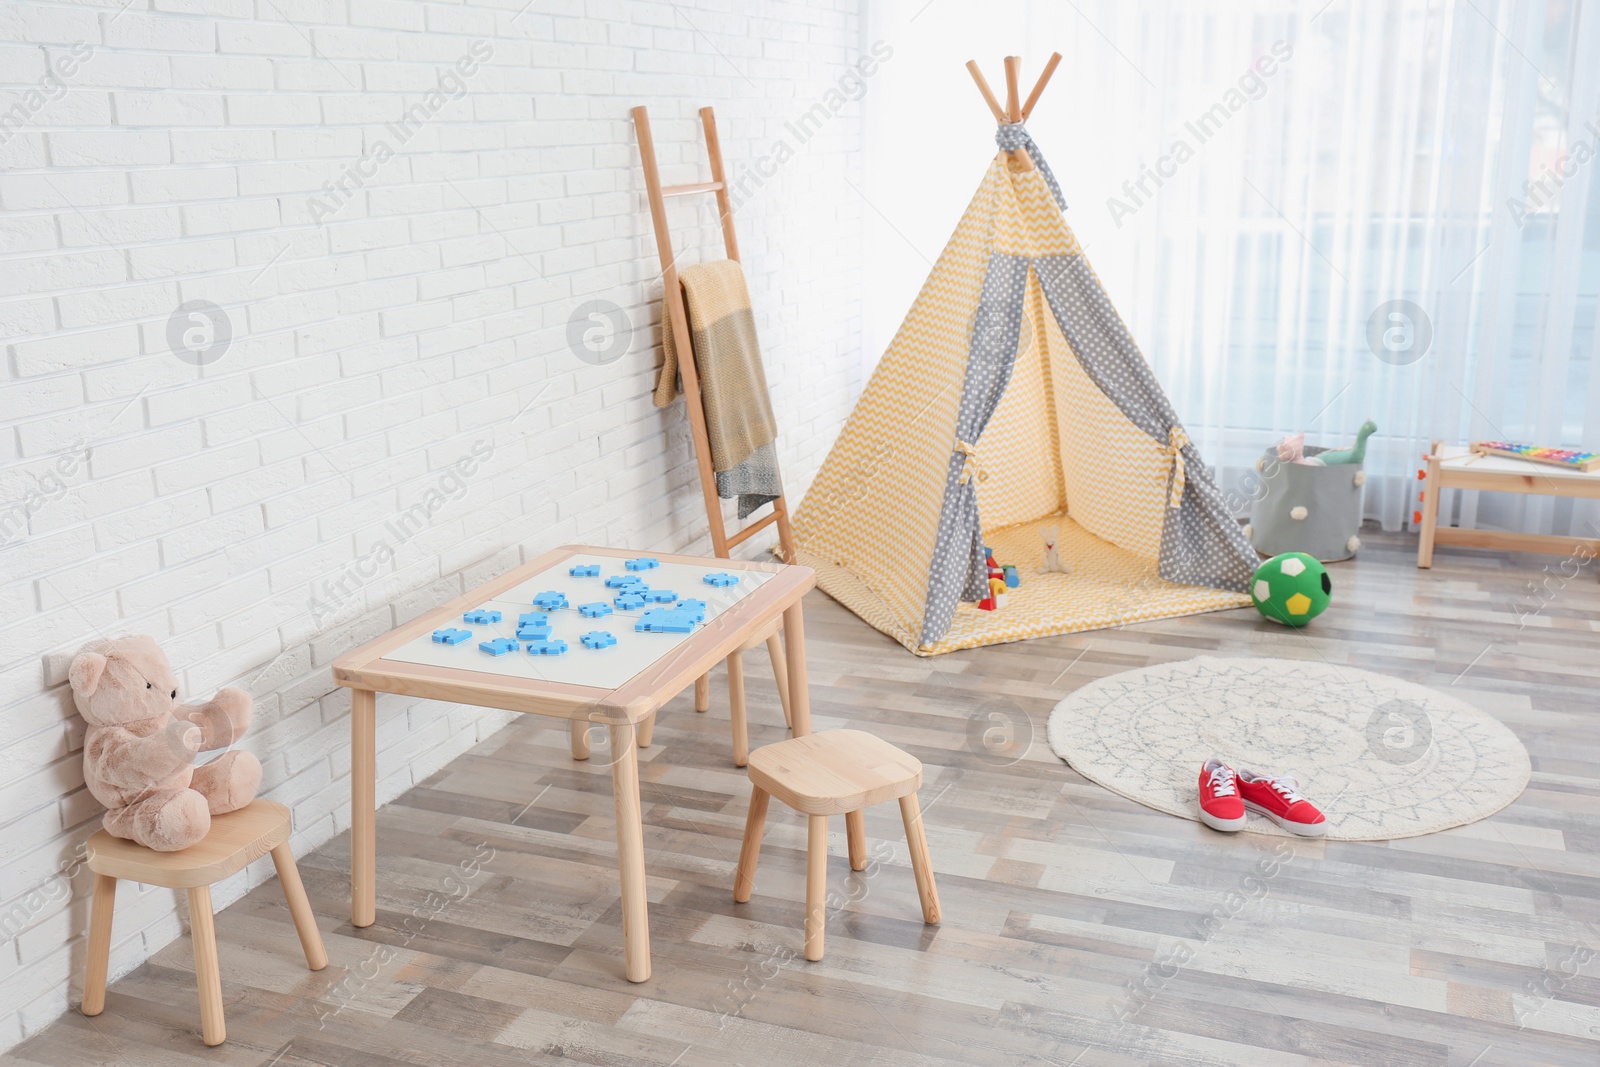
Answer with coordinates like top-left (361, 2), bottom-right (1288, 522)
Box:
top-left (0, 0), bottom-right (867, 1048)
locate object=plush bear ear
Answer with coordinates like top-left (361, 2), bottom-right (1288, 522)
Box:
top-left (69, 652), bottom-right (109, 696)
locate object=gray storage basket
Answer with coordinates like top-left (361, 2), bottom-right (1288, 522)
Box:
top-left (1245, 446), bottom-right (1366, 562)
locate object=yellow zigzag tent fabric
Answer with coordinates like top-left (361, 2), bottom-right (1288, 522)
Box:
top-left (791, 148), bottom-right (1254, 656)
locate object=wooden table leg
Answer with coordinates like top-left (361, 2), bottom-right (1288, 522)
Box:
top-left (608, 722), bottom-right (651, 983)
top-left (782, 601), bottom-right (811, 737)
top-left (1418, 441), bottom-right (1442, 568)
top-left (765, 629), bottom-right (793, 730)
top-left (570, 719), bottom-right (591, 760)
top-left (188, 885), bottom-right (226, 1046)
top-left (727, 651), bottom-right (748, 767)
top-left (636, 711), bottom-right (656, 749)
top-left (694, 673), bottom-right (710, 712)
top-left (351, 687), bottom-right (376, 928)
top-left (81, 874), bottom-right (116, 1016)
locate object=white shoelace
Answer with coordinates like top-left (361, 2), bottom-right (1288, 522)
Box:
top-left (1265, 776), bottom-right (1306, 804)
top-left (1207, 764), bottom-right (1237, 797)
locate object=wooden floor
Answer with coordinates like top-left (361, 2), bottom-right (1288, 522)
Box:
top-left (13, 529), bottom-right (1600, 1067)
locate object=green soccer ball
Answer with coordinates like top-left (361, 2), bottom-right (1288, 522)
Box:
top-left (1250, 552), bottom-right (1331, 626)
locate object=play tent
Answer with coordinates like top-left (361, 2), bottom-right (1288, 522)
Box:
top-left (789, 56), bottom-right (1256, 656)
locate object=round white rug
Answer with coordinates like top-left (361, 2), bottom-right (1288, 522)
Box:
top-left (1046, 656), bottom-right (1531, 840)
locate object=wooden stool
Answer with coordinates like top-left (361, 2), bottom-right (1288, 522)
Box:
top-left (732, 730), bottom-right (941, 961)
top-left (81, 799), bottom-right (327, 1046)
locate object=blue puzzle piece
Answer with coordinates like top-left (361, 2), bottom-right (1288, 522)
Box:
top-left (464, 608), bottom-right (502, 624)
top-left (625, 557), bottom-right (660, 571)
top-left (518, 612), bottom-right (549, 627)
top-left (580, 630), bottom-right (617, 650)
top-left (526, 638), bottom-right (568, 655)
top-left (479, 637), bottom-right (518, 656)
top-left (432, 628), bottom-right (472, 644)
top-left (578, 601), bottom-right (613, 618)
top-left (644, 588), bottom-right (678, 603)
top-left (614, 592), bottom-right (646, 610)
top-left (568, 563), bottom-right (600, 577)
top-left (635, 608), bottom-right (697, 633)
top-left (677, 599), bottom-right (706, 622)
top-left (517, 624), bottom-right (551, 641)
top-left (702, 572), bottom-right (738, 587)
top-left (532, 591), bottom-right (568, 610)
top-left (606, 574), bottom-right (644, 588)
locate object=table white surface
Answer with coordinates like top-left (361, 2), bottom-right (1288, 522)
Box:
top-left (379, 551), bottom-right (772, 689)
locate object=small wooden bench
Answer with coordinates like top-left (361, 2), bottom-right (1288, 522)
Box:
top-left (81, 799), bottom-right (326, 1046)
top-left (733, 730), bottom-right (941, 960)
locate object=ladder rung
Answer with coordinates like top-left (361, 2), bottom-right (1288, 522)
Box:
top-left (661, 181), bottom-right (724, 198)
top-left (725, 509), bottom-right (778, 548)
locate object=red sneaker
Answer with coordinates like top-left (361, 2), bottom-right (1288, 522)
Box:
top-left (1197, 759), bottom-right (1245, 832)
top-left (1237, 770), bottom-right (1327, 837)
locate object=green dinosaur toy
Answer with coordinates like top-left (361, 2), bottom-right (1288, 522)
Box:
top-left (1319, 420), bottom-right (1377, 465)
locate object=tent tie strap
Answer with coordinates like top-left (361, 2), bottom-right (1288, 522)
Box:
top-left (995, 123), bottom-right (1067, 212)
top-left (1167, 427), bottom-right (1189, 508)
top-left (954, 440), bottom-right (986, 485)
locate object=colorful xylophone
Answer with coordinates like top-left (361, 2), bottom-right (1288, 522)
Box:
top-left (1471, 440), bottom-right (1600, 472)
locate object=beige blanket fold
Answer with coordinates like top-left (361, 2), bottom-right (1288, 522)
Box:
top-left (655, 260), bottom-right (781, 517)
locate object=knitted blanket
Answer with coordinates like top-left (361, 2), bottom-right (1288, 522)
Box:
top-left (655, 260), bottom-right (780, 517)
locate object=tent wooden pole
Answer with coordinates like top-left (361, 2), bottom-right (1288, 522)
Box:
top-left (965, 61), bottom-right (1007, 124)
top-left (1003, 56), bottom-right (1021, 122)
top-left (1022, 52), bottom-right (1062, 119)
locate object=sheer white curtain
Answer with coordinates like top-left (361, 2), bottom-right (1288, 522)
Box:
top-left (861, 0), bottom-right (1600, 536)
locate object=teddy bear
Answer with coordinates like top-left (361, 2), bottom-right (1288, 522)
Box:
top-left (68, 635), bottom-right (261, 852)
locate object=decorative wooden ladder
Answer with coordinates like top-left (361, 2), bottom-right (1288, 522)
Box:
top-left (631, 103), bottom-right (795, 762)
